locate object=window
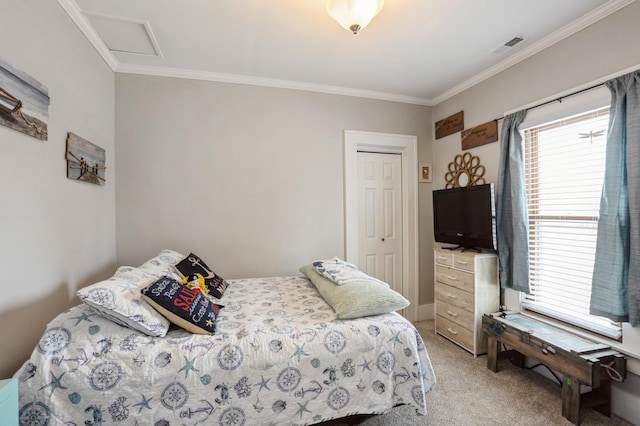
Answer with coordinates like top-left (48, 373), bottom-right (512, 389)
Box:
top-left (521, 106), bottom-right (622, 339)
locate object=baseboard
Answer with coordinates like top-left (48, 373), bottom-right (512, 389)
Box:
top-left (417, 303), bottom-right (434, 321)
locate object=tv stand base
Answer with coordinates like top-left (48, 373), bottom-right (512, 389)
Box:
top-left (442, 245), bottom-right (481, 253)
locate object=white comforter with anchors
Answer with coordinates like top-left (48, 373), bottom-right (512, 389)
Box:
top-left (16, 275), bottom-right (435, 425)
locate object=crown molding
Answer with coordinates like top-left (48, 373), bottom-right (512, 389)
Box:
top-left (58, 0), bottom-right (634, 107)
top-left (57, 0), bottom-right (433, 105)
top-left (115, 64), bottom-right (433, 106)
top-left (57, 0), bottom-right (119, 71)
top-left (431, 0), bottom-right (636, 105)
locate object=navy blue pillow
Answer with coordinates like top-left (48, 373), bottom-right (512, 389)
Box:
top-left (175, 253), bottom-right (229, 299)
top-left (141, 276), bottom-right (222, 335)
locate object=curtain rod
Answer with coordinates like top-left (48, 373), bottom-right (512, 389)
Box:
top-left (494, 81), bottom-right (606, 123)
top-left (492, 65), bottom-right (640, 123)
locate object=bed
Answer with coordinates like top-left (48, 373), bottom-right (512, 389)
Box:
top-left (14, 251), bottom-right (436, 425)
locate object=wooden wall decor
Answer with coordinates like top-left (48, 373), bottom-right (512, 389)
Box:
top-left (435, 111), bottom-right (464, 139)
top-left (0, 57), bottom-right (50, 141)
top-left (444, 152), bottom-right (485, 189)
top-left (66, 132), bottom-right (106, 185)
top-left (461, 120), bottom-right (498, 150)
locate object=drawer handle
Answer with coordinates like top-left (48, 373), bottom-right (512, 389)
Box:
top-left (456, 260), bottom-right (468, 265)
top-left (437, 256), bottom-right (448, 261)
top-left (447, 328), bottom-right (458, 335)
top-left (446, 275), bottom-right (458, 281)
top-left (446, 293), bottom-right (457, 299)
top-left (447, 310), bottom-right (458, 317)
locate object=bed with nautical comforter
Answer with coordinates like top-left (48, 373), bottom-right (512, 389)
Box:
top-left (15, 251), bottom-right (435, 425)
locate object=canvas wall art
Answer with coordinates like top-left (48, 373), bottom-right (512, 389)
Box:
top-left (0, 57), bottom-right (50, 141)
top-left (66, 132), bottom-right (106, 185)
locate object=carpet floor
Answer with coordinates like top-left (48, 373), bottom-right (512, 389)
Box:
top-left (322, 319), bottom-right (632, 426)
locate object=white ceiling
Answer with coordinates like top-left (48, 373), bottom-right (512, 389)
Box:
top-left (58, 0), bottom-right (633, 105)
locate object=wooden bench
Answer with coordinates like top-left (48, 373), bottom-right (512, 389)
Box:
top-left (482, 313), bottom-right (626, 425)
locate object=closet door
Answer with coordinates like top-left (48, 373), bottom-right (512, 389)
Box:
top-left (357, 152), bottom-right (403, 298)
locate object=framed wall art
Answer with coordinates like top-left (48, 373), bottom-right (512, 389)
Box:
top-left (419, 163), bottom-right (432, 183)
top-left (66, 132), bottom-right (106, 185)
top-left (0, 57), bottom-right (49, 141)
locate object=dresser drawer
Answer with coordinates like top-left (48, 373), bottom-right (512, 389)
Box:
top-left (434, 250), bottom-right (453, 267)
top-left (435, 299), bottom-right (474, 330)
top-left (435, 265), bottom-right (474, 293)
top-left (435, 282), bottom-right (474, 312)
top-left (436, 315), bottom-right (474, 351)
top-left (434, 248), bottom-right (498, 356)
top-left (452, 252), bottom-right (475, 272)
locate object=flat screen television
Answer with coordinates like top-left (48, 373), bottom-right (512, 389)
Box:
top-left (432, 183), bottom-right (497, 251)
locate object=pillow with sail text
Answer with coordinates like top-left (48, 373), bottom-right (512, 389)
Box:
top-left (141, 276), bottom-right (222, 335)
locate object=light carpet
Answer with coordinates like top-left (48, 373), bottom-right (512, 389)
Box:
top-left (322, 319), bottom-right (632, 426)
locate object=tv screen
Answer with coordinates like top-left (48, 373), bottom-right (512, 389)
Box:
top-left (432, 183), bottom-right (496, 251)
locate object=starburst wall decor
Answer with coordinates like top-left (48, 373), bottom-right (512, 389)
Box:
top-left (445, 152), bottom-right (485, 189)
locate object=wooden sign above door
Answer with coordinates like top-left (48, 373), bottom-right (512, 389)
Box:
top-left (435, 111), bottom-right (464, 139)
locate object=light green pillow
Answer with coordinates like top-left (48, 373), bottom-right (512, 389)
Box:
top-left (300, 264), bottom-right (409, 319)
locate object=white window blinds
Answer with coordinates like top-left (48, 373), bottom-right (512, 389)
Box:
top-left (521, 106), bottom-right (621, 339)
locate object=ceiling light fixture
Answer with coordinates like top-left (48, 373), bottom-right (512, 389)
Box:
top-left (326, 0), bottom-right (384, 35)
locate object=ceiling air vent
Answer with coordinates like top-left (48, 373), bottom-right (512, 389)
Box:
top-left (504, 36), bottom-right (524, 47)
top-left (490, 36), bottom-right (524, 55)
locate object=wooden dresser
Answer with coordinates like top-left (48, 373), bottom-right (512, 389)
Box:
top-left (434, 248), bottom-right (499, 356)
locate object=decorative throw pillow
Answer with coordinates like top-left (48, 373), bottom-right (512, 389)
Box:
top-left (300, 264), bottom-right (410, 319)
top-left (76, 266), bottom-right (170, 337)
top-left (312, 257), bottom-right (389, 287)
top-left (137, 249), bottom-right (185, 280)
top-left (141, 276), bottom-right (222, 335)
top-left (175, 253), bottom-right (228, 299)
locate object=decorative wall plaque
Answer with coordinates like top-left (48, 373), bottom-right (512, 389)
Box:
top-left (435, 111), bottom-right (464, 139)
top-left (461, 120), bottom-right (498, 150)
top-left (66, 132), bottom-right (106, 185)
top-left (0, 57), bottom-right (50, 141)
top-left (419, 163), bottom-right (432, 183)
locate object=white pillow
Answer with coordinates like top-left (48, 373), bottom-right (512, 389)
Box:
top-left (138, 249), bottom-right (185, 279)
top-left (77, 266), bottom-right (170, 337)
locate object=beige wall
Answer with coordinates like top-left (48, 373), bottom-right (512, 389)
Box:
top-left (115, 75), bottom-right (434, 304)
top-left (433, 1), bottom-right (640, 190)
top-left (0, 2), bottom-right (115, 378)
top-left (432, 2), bottom-right (640, 423)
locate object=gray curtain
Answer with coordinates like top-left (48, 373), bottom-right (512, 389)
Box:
top-left (496, 110), bottom-right (530, 294)
top-left (590, 70), bottom-right (640, 326)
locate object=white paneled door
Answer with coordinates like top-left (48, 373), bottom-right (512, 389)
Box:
top-left (357, 152), bottom-right (403, 297)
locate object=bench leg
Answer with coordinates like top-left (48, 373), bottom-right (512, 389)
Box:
top-left (585, 379), bottom-right (611, 418)
top-left (592, 380), bottom-right (611, 417)
top-left (487, 336), bottom-right (499, 372)
top-left (562, 377), bottom-right (581, 425)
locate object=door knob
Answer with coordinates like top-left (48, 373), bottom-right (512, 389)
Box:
top-left (381, 238), bottom-right (385, 242)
